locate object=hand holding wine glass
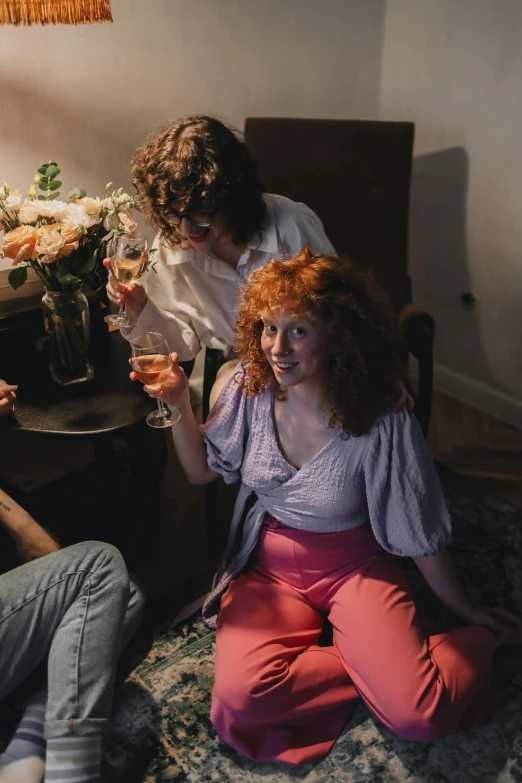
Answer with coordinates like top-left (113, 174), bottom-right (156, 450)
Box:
top-left (104, 233), bottom-right (149, 329)
top-left (0, 378), bottom-right (17, 417)
top-left (130, 332), bottom-right (183, 428)
top-left (104, 258), bottom-right (148, 322)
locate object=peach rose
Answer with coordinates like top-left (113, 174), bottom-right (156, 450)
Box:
top-left (55, 222), bottom-right (79, 257)
top-left (35, 223), bottom-right (80, 263)
top-left (2, 225), bottom-right (37, 265)
top-left (35, 224), bottom-right (65, 263)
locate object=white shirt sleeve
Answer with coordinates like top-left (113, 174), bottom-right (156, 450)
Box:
top-left (273, 198), bottom-right (335, 258)
top-left (123, 239), bottom-right (200, 362)
top-left (295, 201), bottom-right (336, 255)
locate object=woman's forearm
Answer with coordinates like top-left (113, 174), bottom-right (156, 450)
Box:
top-left (169, 391), bottom-right (219, 485)
top-left (0, 487), bottom-right (61, 561)
top-left (0, 487), bottom-right (37, 536)
top-left (413, 549), bottom-right (473, 618)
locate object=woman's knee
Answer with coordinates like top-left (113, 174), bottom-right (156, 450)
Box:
top-left (65, 541), bottom-right (128, 585)
top-left (385, 708), bottom-right (447, 743)
top-left (214, 659), bottom-right (289, 724)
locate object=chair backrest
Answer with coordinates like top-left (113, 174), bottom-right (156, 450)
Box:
top-left (244, 118), bottom-right (415, 314)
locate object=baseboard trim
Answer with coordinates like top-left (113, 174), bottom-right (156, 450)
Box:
top-left (433, 363), bottom-right (522, 430)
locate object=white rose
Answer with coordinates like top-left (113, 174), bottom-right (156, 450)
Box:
top-left (115, 193), bottom-right (133, 212)
top-left (63, 203), bottom-right (100, 230)
top-left (103, 213), bottom-right (119, 232)
top-left (80, 197), bottom-right (104, 217)
top-left (3, 190), bottom-right (23, 213)
top-left (18, 200), bottom-right (41, 224)
top-left (35, 224), bottom-right (65, 260)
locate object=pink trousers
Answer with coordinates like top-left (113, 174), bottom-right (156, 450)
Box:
top-left (211, 517), bottom-right (495, 765)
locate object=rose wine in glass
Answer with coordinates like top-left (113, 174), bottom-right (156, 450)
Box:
top-left (130, 332), bottom-right (180, 428)
top-left (105, 233), bottom-right (148, 329)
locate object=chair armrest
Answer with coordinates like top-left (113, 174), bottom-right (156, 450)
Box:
top-left (398, 304), bottom-right (435, 438)
top-left (398, 304), bottom-right (435, 360)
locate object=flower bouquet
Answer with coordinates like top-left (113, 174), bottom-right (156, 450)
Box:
top-left (0, 163), bottom-right (136, 385)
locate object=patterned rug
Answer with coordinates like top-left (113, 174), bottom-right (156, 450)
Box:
top-left (3, 467), bottom-right (520, 782)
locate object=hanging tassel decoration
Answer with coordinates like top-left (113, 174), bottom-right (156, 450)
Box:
top-left (0, 0), bottom-right (113, 25)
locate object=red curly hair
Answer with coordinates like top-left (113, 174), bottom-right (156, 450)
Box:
top-left (234, 246), bottom-right (403, 436)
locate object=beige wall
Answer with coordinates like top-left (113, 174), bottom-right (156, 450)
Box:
top-left (380, 0), bottom-right (522, 424)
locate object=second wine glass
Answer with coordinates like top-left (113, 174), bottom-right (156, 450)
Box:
top-left (130, 332), bottom-right (181, 428)
top-left (105, 233), bottom-right (148, 329)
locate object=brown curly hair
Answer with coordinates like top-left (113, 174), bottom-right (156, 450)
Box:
top-left (234, 246), bottom-right (403, 436)
top-left (131, 115), bottom-right (266, 248)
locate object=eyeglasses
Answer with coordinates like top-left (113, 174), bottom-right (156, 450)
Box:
top-left (165, 210), bottom-right (216, 230)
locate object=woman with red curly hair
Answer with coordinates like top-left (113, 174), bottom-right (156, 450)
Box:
top-left (135, 247), bottom-right (521, 765)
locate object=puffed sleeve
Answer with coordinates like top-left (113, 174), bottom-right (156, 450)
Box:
top-left (363, 408), bottom-right (452, 557)
top-left (200, 372), bottom-right (252, 484)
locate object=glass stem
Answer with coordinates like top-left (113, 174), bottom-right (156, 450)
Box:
top-left (157, 398), bottom-right (169, 418)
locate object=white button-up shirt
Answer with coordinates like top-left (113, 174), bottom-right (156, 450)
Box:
top-left (126, 194), bottom-right (334, 361)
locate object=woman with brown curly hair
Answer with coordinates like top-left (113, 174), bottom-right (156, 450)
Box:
top-left (105, 115), bottom-right (335, 397)
top-left (135, 246), bottom-right (521, 765)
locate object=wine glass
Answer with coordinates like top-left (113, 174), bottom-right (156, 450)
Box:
top-left (130, 332), bottom-right (181, 428)
top-left (104, 233), bottom-right (149, 329)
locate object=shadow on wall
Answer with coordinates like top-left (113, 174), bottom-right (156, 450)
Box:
top-left (408, 146), bottom-right (497, 388)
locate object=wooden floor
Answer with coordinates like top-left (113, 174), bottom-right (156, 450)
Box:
top-left (426, 387), bottom-right (522, 509)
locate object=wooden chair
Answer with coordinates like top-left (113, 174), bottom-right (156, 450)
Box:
top-left (243, 117), bottom-right (434, 437)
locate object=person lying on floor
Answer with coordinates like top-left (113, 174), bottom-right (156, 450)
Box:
top-left (0, 486), bottom-right (145, 783)
top-left (134, 245), bottom-right (522, 766)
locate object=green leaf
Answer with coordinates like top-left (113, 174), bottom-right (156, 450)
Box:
top-left (47, 192), bottom-right (61, 200)
top-left (46, 165), bottom-right (60, 178)
top-left (38, 165), bottom-right (49, 175)
top-left (46, 180), bottom-right (62, 191)
top-left (39, 177), bottom-right (49, 186)
top-left (8, 266), bottom-right (28, 289)
top-left (78, 188), bottom-right (86, 199)
top-left (56, 272), bottom-right (82, 286)
top-left (79, 248), bottom-right (98, 275)
top-left (47, 161), bottom-right (58, 167)
top-left (37, 195), bottom-right (47, 200)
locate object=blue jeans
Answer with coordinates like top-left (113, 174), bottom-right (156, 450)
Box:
top-left (0, 541), bottom-right (145, 739)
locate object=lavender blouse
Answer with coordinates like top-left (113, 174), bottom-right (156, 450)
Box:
top-left (200, 374), bottom-right (452, 628)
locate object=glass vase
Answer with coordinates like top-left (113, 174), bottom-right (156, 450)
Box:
top-left (42, 286), bottom-right (94, 386)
